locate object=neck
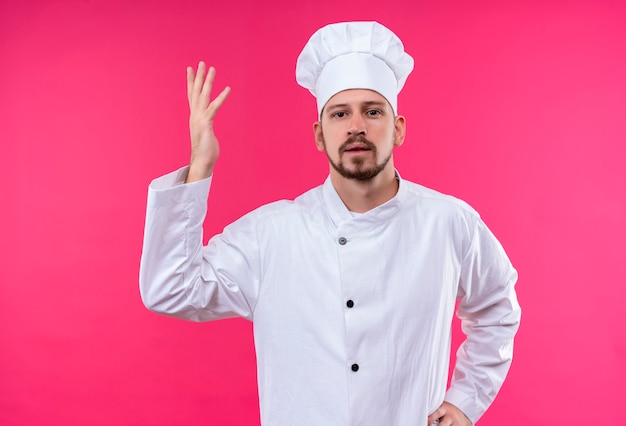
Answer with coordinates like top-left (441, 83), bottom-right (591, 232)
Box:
top-left (329, 164), bottom-right (399, 213)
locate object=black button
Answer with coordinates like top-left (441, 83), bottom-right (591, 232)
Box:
top-left (346, 300), bottom-right (354, 308)
top-left (351, 363), bottom-right (359, 372)
top-left (338, 237), bottom-right (347, 245)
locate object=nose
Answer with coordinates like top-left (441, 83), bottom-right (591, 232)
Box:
top-left (347, 114), bottom-right (366, 136)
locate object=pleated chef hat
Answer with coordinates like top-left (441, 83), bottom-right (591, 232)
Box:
top-left (296, 21), bottom-right (414, 117)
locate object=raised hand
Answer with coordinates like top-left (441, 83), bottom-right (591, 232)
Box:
top-left (185, 61), bottom-right (231, 183)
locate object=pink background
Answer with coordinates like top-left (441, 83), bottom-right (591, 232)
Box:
top-left (1, 0), bottom-right (625, 424)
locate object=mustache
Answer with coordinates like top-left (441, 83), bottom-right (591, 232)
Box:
top-left (339, 135), bottom-right (376, 154)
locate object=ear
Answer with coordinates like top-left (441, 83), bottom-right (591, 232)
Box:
top-left (313, 121), bottom-right (325, 152)
top-left (393, 115), bottom-right (406, 147)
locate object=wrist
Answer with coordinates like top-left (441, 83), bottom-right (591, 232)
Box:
top-left (185, 163), bottom-right (214, 183)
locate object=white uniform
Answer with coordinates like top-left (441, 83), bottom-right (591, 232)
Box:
top-left (140, 166), bottom-right (521, 425)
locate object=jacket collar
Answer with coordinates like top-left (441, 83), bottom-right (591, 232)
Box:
top-left (322, 170), bottom-right (406, 229)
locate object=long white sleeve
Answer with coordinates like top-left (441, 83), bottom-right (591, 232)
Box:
top-left (445, 218), bottom-right (521, 424)
top-left (139, 166), bottom-right (259, 322)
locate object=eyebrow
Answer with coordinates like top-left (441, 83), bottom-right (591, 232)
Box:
top-left (325, 100), bottom-right (388, 113)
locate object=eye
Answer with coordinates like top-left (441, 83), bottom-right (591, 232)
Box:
top-left (332, 111), bottom-right (347, 119)
top-left (366, 109), bottom-right (382, 117)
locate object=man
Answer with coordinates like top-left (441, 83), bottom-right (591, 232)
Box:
top-left (140, 21), bottom-right (521, 426)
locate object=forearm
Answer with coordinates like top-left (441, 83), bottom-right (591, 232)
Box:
top-left (139, 166), bottom-right (212, 319)
top-left (445, 214), bottom-right (522, 423)
top-left (446, 273), bottom-right (521, 423)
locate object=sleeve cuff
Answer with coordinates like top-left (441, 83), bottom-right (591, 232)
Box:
top-left (444, 388), bottom-right (479, 425)
top-left (147, 166), bottom-right (213, 206)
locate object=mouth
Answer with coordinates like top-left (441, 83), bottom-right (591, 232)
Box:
top-left (342, 143), bottom-right (372, 154)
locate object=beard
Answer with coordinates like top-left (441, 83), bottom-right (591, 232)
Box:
top-left (324, 134), bottom-right (393, 182)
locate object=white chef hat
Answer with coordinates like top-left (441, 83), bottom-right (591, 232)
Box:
top-left (296, 21), bottom-right (414, 117)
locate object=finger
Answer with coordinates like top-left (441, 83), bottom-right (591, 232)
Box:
top-left (191, 61), bottom-right (206, 106)
top-left (186, 66), bottom-right (195, 104)
top-left (427, 408), bottom-right (444, 425)
top-left (206, 86), bottom-right (231, 119)
top-left (199, 65), bottom-right (216, 108)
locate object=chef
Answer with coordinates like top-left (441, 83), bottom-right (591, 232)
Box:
top-left (140, 21), bottom-right (521, 426)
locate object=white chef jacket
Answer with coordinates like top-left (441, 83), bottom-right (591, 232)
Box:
top-left (140, 166), bottom-right (521, 426)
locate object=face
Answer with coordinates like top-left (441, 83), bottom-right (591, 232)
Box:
top-left (313, 89), bottom-right (405, 182)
